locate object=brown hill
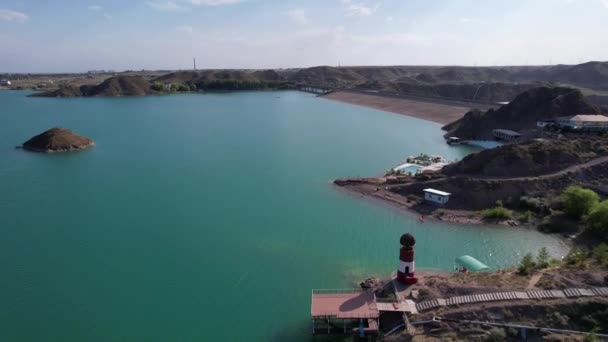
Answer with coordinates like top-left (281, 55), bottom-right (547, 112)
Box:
top-left (551, 61), bottom-right (608, 89)
top-left (153, 70), bottom-right (261, 84)
top-left (442, 87), bottom-right (601, 140)
top-left (21, 127), bottom-right (94, 153)
top-left (152, 71), bottom-right (201, 84)
top-left (32, 76), bottom-right (155, 97)
top-left (288, 62), bottom-right (608, 90)
top-left (251, 69), bottom-right (284, 81)
top-left (84, 75), bottom-right (153, 96)
top-left (289, 66), bottom-right (367, 87)
top-left (442, 138), bottom-right (608, 178)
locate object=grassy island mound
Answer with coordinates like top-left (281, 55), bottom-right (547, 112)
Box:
top-left (22, 127), bottom-right (94, 153)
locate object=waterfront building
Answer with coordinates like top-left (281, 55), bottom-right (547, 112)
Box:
top-left (0, 79), bottom-right (11, 86)
top-left (423, 188), bottom-right (451, 205)
top-left (555, 114), bottom-right (608, 131)
top-left (492, 129), bottom-right (521, 141)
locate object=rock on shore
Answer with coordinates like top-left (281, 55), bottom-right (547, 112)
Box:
top-left (22, 128), bottom-right (94, 153)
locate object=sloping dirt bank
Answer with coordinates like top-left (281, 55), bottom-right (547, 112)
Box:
top-left (321, 90), bottom-right (472, 125)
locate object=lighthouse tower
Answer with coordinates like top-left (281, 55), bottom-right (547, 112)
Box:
top-left (397, 233), bottom-right (418, 285)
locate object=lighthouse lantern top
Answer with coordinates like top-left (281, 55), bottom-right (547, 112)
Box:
top-left (400, 233), bottom-right (416, 247)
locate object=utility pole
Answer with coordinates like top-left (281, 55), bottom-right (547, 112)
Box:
top-left (193, 57), bottom-right (197, 71)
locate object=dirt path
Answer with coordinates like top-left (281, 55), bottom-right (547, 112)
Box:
top-left (462, 155), bottom-right (608, 182)
top-left (527, 273), bottom-right (544, 289)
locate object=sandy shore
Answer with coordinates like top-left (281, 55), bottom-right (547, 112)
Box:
top-left (322, 91), bottom-right (472, 125)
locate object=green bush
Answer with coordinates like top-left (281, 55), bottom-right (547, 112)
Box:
top-left (562, 186), bottom-right (599, 219)
top-left (481, 206), bottom-right (512, 220)
top-left (151, 81), bottom-right (165, 91)
top-left (593, 243), bottom-right (608, 267)
top-left (586, 200), bottom-right (608, 238)
top-left (520, 196), bottom-right (546, 213)
top-left (518, 253), bottom-right (535, 275)
top-left (565, 248), bottom-right (589, 267)
top-left (518, 210), bottom-right (535, 222)
top-left (175, 83), bottom-right (190, 92)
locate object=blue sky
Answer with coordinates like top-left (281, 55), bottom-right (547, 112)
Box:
top-left (1, 0), bottom-right (607, 72)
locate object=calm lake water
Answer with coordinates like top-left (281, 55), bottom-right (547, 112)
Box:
top-left (0, 90), bottom-right (568, 341)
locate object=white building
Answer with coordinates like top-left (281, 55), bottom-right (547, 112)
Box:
top-left (0, 80), bottom-right (11, 86)
top-left (556, 114), bottom-right (608, 131)
top-left (423, 188), bottom-right (451, 205)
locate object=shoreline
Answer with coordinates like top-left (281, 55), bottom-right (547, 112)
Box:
top-left (334, 179), bottom-right (518, 227)
top-left (321, 90), bottom-right (472, 125)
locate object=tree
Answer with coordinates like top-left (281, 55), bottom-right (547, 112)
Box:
top-left (518, 253), bottom-right (535, 275)
top-left (151, 81), bottom-right (164, 91)
top-left (537, 247), bottom-right (550, 268)
top-left (562, 186), bottom-right (599, 219)
top-left (586, 201), bottom-right (608, 238)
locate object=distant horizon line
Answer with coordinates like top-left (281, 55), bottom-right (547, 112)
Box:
top-left (1, 60), bottom-right (606, 75)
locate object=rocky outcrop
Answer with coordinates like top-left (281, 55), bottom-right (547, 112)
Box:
top-left (442, 87), bottom-right (601, 140)
top-left (360, 277), bottom-right (383, 289)
top-left (21, 128), bottom-right (94, 152)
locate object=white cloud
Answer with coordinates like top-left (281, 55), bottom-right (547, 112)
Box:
top-left (345, 2), bottom-right (380, 16)
top-left (88, 5), bottom-right (102, 11)
top-left (190, 0), bottom-right (243, 5)
top-left (385, 16), bottom-right (393, 23)
top-left (601, 0), bottom-right (608, 8)
top-left (146, 1), bottom-right (189, 11)
top-left (0, 9), bottom-right (28, 23)
top-left (459, 17), bottom-right (470, 23)
top-left (285, 8), bottom-right (308, 25)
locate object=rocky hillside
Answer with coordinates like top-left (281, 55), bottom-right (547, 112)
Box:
top-left (442, 87), bottom-right (602, 140)
top-left (549, 61), bottom-right (608, 89)
top-left (21, 127), bottom-right (94, 152)
top-left (285, 61), bottom-right (608, 90)
top-left (27, 61), bottom-right (608, 98)
top-left (32, 76), bottom-right (155, 97)
top-left (443, 138), bottom-right (608, 178)
top-left (152, 70), bottom-right (281, 84)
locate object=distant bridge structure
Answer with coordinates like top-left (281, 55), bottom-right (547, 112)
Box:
top-left (296, 84), bottom-right (334, 95)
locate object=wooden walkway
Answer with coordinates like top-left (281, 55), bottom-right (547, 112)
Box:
top-left (415, 287), bottom-right (608, 312)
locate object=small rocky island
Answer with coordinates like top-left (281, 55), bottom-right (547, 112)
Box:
top-left (21, 128), bottom-right (94, 153)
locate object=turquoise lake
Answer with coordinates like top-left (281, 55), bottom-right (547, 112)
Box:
top-left (0, 90), bottom-right (568, 341)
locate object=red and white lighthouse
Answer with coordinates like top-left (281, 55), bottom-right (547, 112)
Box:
top-left (397, 233), bottom-right (418, 285)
